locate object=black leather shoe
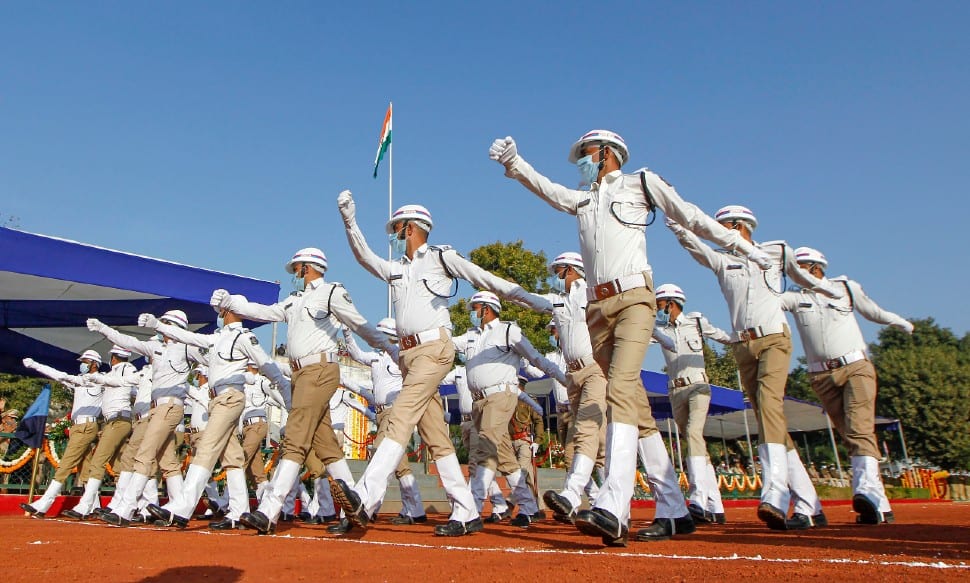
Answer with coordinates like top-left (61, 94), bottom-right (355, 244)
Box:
top-left (319, 514), bottom-right (338, 524)
top-left (130, 513), bottom-right (147, 524)
top-left (297, 511), bottom-right (311, 522)
top-left (553, 512), bottom-right (574, 524)
top-left (62, 509), bottom-right (89, 521)
top-left (543, 491), bottom-right (575, 518)
top-left (279, 512), bottom-right (296, 522)
top-left (509, 513), bottom-right (532, 528)
top-left (390, 513), bottom-right (427, 525)
top-left (100, 512), bottom-right (130, 527)
top-left (146, 504), bottom-right (188, 528)
top-left (635, 515), bottom-right (696, 541)
top-left (757, 502), bottom-right (788, 530)
top-left (19, 503), bottom-right (42, 518)
top-left (575, 508), bottom-right (628, 546)
top-left (782, 512), bottom-right (827, 530)
top-left (483, 513), bottom-right (504, 523)
top-left (210, 517), bottom-right (247, 530)
top-left (687, 503), bottom-right (713, 524)
top-left (91, 507), bottom-right (106, 518)
top-left (330, 479), bottom-right (369, 528)
top-left (239, 511), bottom-right (273, 534)
top-left (852, 494), bottom-right (891, 525)
top-left (434, 517), bottom-right (484, 537)
top-left (303, 516), bottom-right (322, 525)
top-left (531, 510), bottom-right (546, 521)
top-left (327, 517), bottom-right (355, 534)
top-left (712, 512), bottom-right (727, 524)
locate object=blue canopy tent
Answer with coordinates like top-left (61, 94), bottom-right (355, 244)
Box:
top-left (0, 226), bottom-right (280, 377)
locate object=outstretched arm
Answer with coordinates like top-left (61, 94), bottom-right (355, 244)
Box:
top-left (337, 190), bottom-right (394, 282)
top-left (847, 280), bottom-right (914, 333)
top-left (86, 318), bottom-right (155, 358)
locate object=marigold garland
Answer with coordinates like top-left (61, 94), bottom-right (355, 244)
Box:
top-left (0, 447), bottom-right (35, 473)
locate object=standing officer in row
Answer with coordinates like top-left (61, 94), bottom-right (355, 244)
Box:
top-left (241, 362), bottom-right (287, 502)
top-left (333, 193), bottom-right (551, 536)
top-left (781, 247), bottom-right (912, 525)
top-left (216, 247), bottom-right (393, 534)
top-left (489, 130), bottom-right (764, 544)
top-left (666, 207), bottom-right (843, 530)
top-left (64, 346), bottom-right (139, 519)
top-left (651, 284), bottom-right (732, 524)
top-left (20, 351), bottom-right (104, 517)
top-left (509, 375), bottom-right (545, 501)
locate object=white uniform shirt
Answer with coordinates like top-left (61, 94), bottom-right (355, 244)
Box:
top-left (97, 327), bottom-right (198, 400)
top-left (529, 280), bottom-right (595, 362)
top-left (453, 320), bottom-right (567, 392)
top-left (781, 276), bottom-right (910, 364)
top-left (227, 278), bottom-right (391, 361)
top-left (242, 373), bottom-right (287, 422)
top-left (344, 332), bottom-right (402, 406)
top-left (30, 361), bottom-right (102, 419)
top-left (652, 312), bottom-right (732, 381)
top-left (442, 366), bottom-right (473, 415)
top-left (669, 224), bottom-right (843, 337)
top-left (132, 364), bottom-right (153, 419)
top-left (522, 351), bottom-right (568, 409)
top-left (343, 221), bottom-right (549, 336)
top-left (186, 382), bottom-right (211, 430)
top-left (86, 361), bottom-right (138, 418)
top-left (155, 322), bottom-right (288, 394)
top-left (504, 159), bottom-right (759, 286)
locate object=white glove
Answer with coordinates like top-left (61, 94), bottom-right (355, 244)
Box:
top-left (138, 313), bottom-right (159, 329)
top-left (747, 248), bottom-right (773, 270)
top-left (530, 442), bottom-right (540, 456)
top-left (895, 320), bottom-right (915, 335)
top-left (86, 318), bottom-right (107, 333)
top-left (337, 190), bottom-right (356, 224)
top-left (22, 357), bottom-right (37, 369)
top-left (210, 289), bottom-right (231, 309)
top-left (488, 136), bottom-right (518, 166)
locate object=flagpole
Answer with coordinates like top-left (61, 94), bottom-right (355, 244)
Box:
top-left (387, 101), bottom-right (393, 318)
top-left (26, 446), bottom-right (41, 506)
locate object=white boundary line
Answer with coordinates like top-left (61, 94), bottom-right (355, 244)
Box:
top-left (37, 518), bottom-right (970, 571)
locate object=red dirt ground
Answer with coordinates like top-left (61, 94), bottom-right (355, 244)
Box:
top-left (2, 502), bottom-right (968, 582)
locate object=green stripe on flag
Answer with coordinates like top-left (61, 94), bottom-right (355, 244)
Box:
top-left (373, 130), bottom-right (392, 178)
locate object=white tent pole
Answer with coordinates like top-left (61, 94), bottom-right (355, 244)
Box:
top-left (802, 432), bottom-right (812, 466)
top-left (666, 418), bottom-right (675, 463)
top-left (266, 321), bottom-right (278, 449)
top-left (825, 414), bottom-right (844, 480)
top-left (719, 420), bottom-right (728, 464)
top-left (673, 417), bottom-right (684, 474)
top-left (387, 111), bottom-right (393, 318)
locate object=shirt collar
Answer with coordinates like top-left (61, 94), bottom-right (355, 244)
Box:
top-left (306, 278), bottom-right (324, 290)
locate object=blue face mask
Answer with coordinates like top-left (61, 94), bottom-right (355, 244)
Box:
top-left (656, 308), bottom-right (670, 328)
top-left (550, 276), bottom-right (566, 293)
top-left (469, 310), bottom-right (482, 329)
top-left (217, 314), bottom-right (225, 328)
top-left (549, 335), bottom-right (558, 349)
top-left (388, 231), bottom-right (407, 256)
top-left (79, 362), bottom-right (91, 374)
top-left (577, 155), bottom-right (600, 187)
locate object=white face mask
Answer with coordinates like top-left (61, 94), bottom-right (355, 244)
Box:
top-left (79, 362), bottom-right (91, 374)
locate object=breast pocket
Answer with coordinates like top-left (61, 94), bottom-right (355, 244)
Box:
top-left (686, 337), bottom-right (704, 352)
top-left (608, 198), bottom-right (649, 229)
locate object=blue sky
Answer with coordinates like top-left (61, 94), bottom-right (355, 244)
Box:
top-left (3, 2), bottom-right (967, 372)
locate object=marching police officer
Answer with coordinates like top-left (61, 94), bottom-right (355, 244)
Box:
top-left (781, 246), bottom-right (912, 525)
top-left (651, 284), bottom-right (732, 524)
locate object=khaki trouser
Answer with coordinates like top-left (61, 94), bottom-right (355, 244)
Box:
top-left (382, 337), bottom-right (455, 461)
top-left (305, 450), bottom-right (325, 479)
top-left (670, 383), bottom-right (711, 458)
top-left (511, 438), bottom-right (536, 496)
top-left (192, 389), bottom-right (246, 471)
top-left (281, 362), bottom-right (343, 466)
top-left (54, 421), bottom-right (101, 482)
top-left (133, 403), bottom-right (185, 479)
top-left (375, 408), bottom-right (413, 479)
top-left (586, 282), bottom-right (658, 434)
top-left (241, 420), bottom-right (268, 484)
top-left (810, 359), bottom-right (880, 458)
top-left (565, 362), bottom-right (608, 465)
top-left (557, 409), bottom-right (573, 467)
top-left (461, 418), bottom-right (480, 477)
top-left (117, 416), bottom-right (156, 474)
top-left (473, 388), bottom-right (518, 474)
top-left (733, 329), bottom-right (794, 446)
top-left (82, 417), bottom-right (133, 482)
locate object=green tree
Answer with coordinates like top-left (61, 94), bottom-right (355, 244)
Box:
top-left (703, 343), bottom-right (739, 389)
top-left (871, 318), bottom-right (970, 469)
top-left (0, 373), bottom-right (72, 417)
top-left (785, 356), bottom-right (820, 404)
top-left (449, 240), bottom-right (554, 352)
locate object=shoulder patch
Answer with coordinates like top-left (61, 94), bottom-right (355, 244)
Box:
top-left (249, 336), bottom-right (259, 346)
top-left (199, 347), bottom-right (209, 355)
top-left (429, 244), bottom-right (453, 252)
top-left (685, 311), bottom-right (702, 319)
top-left (342, 292), bottom-right (353, 304)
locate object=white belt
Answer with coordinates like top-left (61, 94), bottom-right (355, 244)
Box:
top-left (243, 416), bottom-right (267, 426)
top-left (290, 352), bottom-right (340, 372)
top-left (73, 415), bottom-right (99, 425)
top-left (808, 350), bottom-right (868, 373)
top-left (566, 353), bottom-right (596, 373)
top-left (374, 403), bottom-right (392, 414)
top-left (104, 411), bottom-right (133, 423)
top-left (587, 272), bottom-right (650, 302)
top-left (400, 327), bottom-right (449, 351)
top-left (151, 396), bottom-right (183, 408)
top-left (668, 372), bottom-right (708, 389)
top-left (735, 323), bottom-right (786, 342)
top-left (471, 383), bottom-right (515, 402)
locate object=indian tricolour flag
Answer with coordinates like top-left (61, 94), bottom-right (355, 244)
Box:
top-left (373, 103), bottom-right (392, 178)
